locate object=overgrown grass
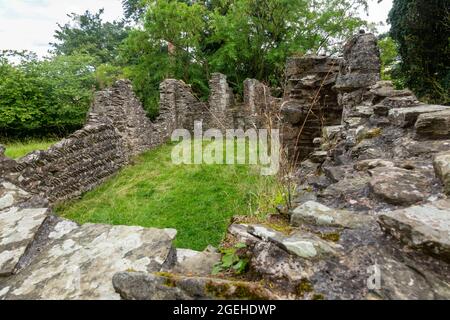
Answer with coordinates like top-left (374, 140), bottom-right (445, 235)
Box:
top-left (56, 143), bottom-right (284, 250)
top-left (2, 139), bottom-right (58, 159)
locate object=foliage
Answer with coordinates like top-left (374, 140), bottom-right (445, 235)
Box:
top-left (120, 0), bottom-right (370, 115)
top-left (389, 0), bottom-right (450, 104)
top-left (0, 51), bottom-right (97, 137)
top-left (56, 142), bottom-right (280, 250)
top-left (212, 243), bottom-right (249, 275)
top-left (2, 138), bottom-right (58, 159)
top-left (51, 9), bottom-right (129, 65)
top-left (378, 35), bottom-right (399, 81)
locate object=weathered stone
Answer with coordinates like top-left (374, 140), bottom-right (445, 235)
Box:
top-left (433, 152), bottom-right (450, 195)
top-left (247, 224), bottom-right (339, 259)
top-left (354, 159), bottom-right (395, 171)
top-left (379, 200), bottom-right (450, 262)
top-left (322, 126), bottom-right (344, 141)
top-left (382, 95), bottom-right (419, 109)
top-left (415, 110), bottom-right (450, 140)
top-left (0, 206), bottom-right (49, 276)
top-left (369, 167), bottom-right (432, 206)
top-left (388, 105), bottom-right (450, 128)
top-left (112, 272), bottom-right (280, 300)
top-left (165, 248), bottom-right (221, 277)
top-left (1, 225), bottom-right (177, 300)
top-left (291, 201), bottom-right (373, 229)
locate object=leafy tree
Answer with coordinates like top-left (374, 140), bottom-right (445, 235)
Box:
top-left (121, 0), bottom-right (370, 116)
top-left (378, 35), bottom-right (400, 82)
top-left (51, 9), bottom-right (129, 65)
top-left (0, 52), bottom-right (97, 137)
top-left (389, 0), bottom-right (450, 104)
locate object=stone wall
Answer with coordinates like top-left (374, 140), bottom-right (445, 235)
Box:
top-left (89, 80), bottom-right (155, 156)
top-left (281, 55), bottom-right (342, 161)
top-left (334, 31), bottom-right (381, 123)
top-left (1, 80), bottom-right (179, 204)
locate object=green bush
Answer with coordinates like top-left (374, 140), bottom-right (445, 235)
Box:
top-left (0, 52), bottom-right (97, 138)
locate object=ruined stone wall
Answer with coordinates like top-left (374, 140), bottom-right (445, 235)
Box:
top-left (334, 32), bottom-right (381, 123)
top-left (1, 80), bottom-right (181, 204)
top-left (280, 55), bottom-right (342, 161)
top-left (89, 80), bottom-right (155, 156)
top-left (159, 79), bottom-right (210, 132)
top-left (6, 117), bottom-right (127, 203)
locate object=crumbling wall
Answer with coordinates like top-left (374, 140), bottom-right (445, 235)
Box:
top-left (334, 32), bottom-right (381, 123)
top-left (159, 79), bottom-right (210, 132)
top-left (280, 55), bottom-right (342, 161)
top-left (89, 80), bottom-right (155, 156)
top-left (7, 117), bottom-right (127, 203)
top-left (2, 80), bottom-right (181, 204)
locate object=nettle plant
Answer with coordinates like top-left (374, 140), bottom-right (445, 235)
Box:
top-left (212, 243), bottom-right (249, 276)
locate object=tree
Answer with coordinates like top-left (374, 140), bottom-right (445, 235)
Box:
top-left (389, 0), bottom-right (450, 104)
top-left (0, 52), bottom-right (97, 137)
top-left (121, 0), bottom-right (370, 116)
top-left (378, 35), bottom-right (400, 82)
top-left (51, 9), bottom-right (129, 65)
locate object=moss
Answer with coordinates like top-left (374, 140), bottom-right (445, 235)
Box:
top-left (296, 278), bottom-right (314, 297)
top-left (205, 281), bottom-right (231, 298)
top-left (205, 281), bottom-right (266, 300)
top-left (364, 128), bottom-right (383, 140)
top-left (155, 272), bottom-right (177, 287)
top-left (319, 232), bottom-right (341, 242)
top-left (312, 293), bottom-right (325, 300)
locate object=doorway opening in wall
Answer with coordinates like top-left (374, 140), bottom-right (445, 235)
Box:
top-left (55, 142), bottom-right (284, 251)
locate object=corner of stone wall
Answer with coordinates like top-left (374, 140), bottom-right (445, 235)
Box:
top-left (334, 32), bottom-right (381, 123)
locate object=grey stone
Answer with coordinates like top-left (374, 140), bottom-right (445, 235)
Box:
top-left (165, 248), bottom-right (221, 277)
top-left (1, 224), bottom-right (177, 300)
top-left (0, 206), bottom-right (49, 276)
top-left (388, 105), bottom-right (450, 128)
top-left (247, 224), bottom-right (339, 259)
top-left (369, 167), bottom-right (432, 206)
top-left (433, 151), bottom-right (450, 195)
top-left (291, 201), bottom-right (373, 228)
top-left (112, 272), bottom-right (280, 300)
top-left (354, 159), bottom-right (395, 171)
top-left (379, 200), bottom-right (450, 262)
top-left (415, 110), bottom-right (450, 140)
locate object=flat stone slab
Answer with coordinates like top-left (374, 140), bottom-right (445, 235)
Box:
top-left (247, 224), bottom-right (339, 259)
top-left (388, 104), bottom-right (450, 128)
top-left (379, 200), bottom-right (450, 262)
top-left (415, 110), bottom-right (450, 140)
top-left (291, 201), bottom-right (373, 229)
top-left (0, 206), bottom-right (49, 276)
top-left (369, 167), bottom-right (431, 206)
top-left (0, 224), bottom-right (177, 300)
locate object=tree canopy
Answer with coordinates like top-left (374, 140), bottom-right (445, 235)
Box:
top-left (389, 0), bottom-right (449, 104)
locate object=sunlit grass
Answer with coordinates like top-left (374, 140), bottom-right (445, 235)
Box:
top-left (56, 142), bottom-right (283, 250)
top-left (2, 139), bottom-right (58, 159)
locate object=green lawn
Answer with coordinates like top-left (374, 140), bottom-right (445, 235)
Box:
top-left (56, 143), bottom-right (282, 250)
top-left (3, 139), bottom-right (58, 159)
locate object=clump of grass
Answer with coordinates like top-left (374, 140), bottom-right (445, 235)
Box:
top-left (2, 139), bottom-right (58, 159)
top-left (56, 143), bottom-right (283, 250)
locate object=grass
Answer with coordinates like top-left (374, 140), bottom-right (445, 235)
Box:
top-left (56, 142), bottom-right (284, 250)
top-left (2, 139), bottom-right (58, 159)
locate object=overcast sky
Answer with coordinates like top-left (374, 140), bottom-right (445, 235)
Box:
top-left (0, 0), bottom-right (393, 58)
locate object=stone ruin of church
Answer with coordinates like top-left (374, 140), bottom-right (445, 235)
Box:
top-left (0, 32), bottom-right (449, 300)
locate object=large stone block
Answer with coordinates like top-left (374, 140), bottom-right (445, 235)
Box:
top-left (379, 200), bottom-right (450, 262)
top-left (415, 110), bottom-right (450, 140)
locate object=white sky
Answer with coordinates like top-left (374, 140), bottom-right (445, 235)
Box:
top-left (0, 0), bottom-right (393, 58)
